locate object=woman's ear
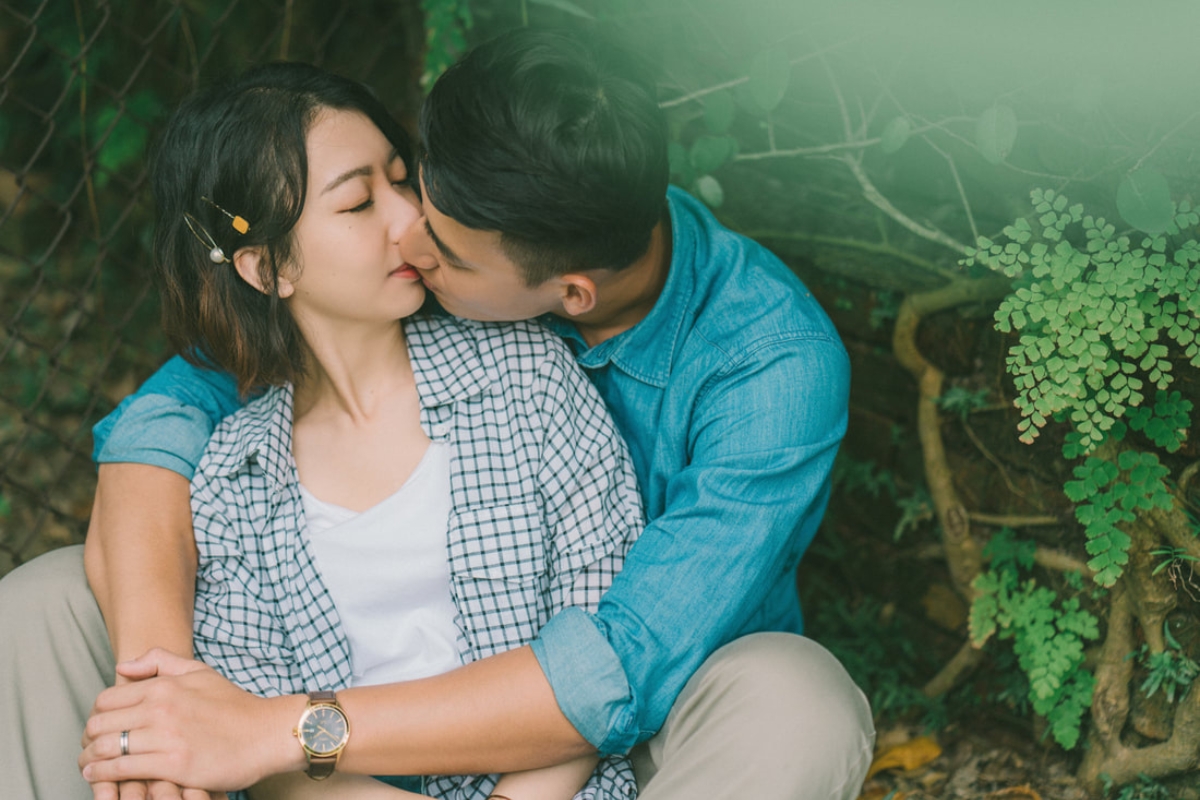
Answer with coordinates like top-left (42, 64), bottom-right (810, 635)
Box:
top-left (232, 247), bottom-right (295, 299)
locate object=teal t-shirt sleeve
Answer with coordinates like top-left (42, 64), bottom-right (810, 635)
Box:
top-left (91, 355), bottom-right (244, 479)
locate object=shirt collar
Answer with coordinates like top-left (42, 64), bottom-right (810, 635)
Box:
top-left (405, 314), bottom-right (494, 407)
top-left (544, 187), bottom-right (696, 389)
top-left (206, 383), bottom-right (296, 493)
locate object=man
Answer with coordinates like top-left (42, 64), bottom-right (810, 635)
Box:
top-left (0, 28), bottom-right (872, 800)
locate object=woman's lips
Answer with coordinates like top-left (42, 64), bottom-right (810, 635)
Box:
top-left (390, 264), bottom-right (420, 279)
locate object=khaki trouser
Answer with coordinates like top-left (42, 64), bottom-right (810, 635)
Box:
top-left (0, 545), bottom-right (875, 800)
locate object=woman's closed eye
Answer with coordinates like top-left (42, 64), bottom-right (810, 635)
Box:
top-left (392, 175), bottom-right (419, 197)
top-left (345, 196), bottom-right (374, 213)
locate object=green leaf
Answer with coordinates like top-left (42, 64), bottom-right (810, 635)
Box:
top-left (689, 135), bottom-right (737, 175)
top-left (976, 104), bottom-right (1018, 164)
top-left (880, 117), bottom-right (911, 154)
top-left (1116, 169), bottom-right (1174, 235)
top-left (747, 47), bottom-right (790, 113)
top-left (694, 174), bottom-right (724, 208)
top-left (703, 92), bottom-right (737, 134)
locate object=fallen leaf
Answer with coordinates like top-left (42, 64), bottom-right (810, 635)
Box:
top-left (867, 736), bottom-right (943, 779)
top-left (919, 770), bottom-right (948, 790)
top-left (874, 724), bottom-right (919, 753)
top-left (987, 785), bottom-right (1041, 800)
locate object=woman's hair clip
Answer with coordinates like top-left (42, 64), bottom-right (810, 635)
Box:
top-left (201, 196), bottom-right (251, 235)
top-left (183, 212), bottom-right (231, 264)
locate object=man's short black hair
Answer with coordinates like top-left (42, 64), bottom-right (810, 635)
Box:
top-left (420, 27), bottom-right (669, 285)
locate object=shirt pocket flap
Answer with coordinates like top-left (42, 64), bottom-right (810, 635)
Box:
top-left (447, 501), bottom-right (547, 584)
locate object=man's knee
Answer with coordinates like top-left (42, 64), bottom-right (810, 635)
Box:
top-left (670, 633), bottom-right (875, 798)
top-left (0, 545), bottom-right (108, 800)
top-left (690, 633), bottom-right (871, 725)
top-left (0, 545), bottom-right (112, 680)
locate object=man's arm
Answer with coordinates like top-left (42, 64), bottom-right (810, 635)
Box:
top-left (87, 355), bottom-right (245, 661)
top-left (81, 645), bottom-right (588, 789)
top-left (84, 463), bottom-right (196, 664)
top-left (84, 357), bottom-right (243, 800)
top-left (534, 335), bottom-right (851, 752)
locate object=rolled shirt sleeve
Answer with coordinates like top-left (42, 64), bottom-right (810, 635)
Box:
top-left (92, 355), bottom-right (244, 479)
top-left (532, 335), bottom-right (850, 754)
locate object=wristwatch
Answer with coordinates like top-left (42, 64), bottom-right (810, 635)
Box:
top-left (294, 690), bottom-right (350, 780)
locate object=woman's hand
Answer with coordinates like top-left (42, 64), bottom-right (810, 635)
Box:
top-left (79, 649), bottom-right (306, 791)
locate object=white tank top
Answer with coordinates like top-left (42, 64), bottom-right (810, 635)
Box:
top-left (300, 442), bottom-right (462, 686)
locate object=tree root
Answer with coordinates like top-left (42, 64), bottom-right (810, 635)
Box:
top-left (1032, 547), bottom-right (1093, 578)
top-left (892, 277), bottom-right (1012, 698)
top-left (1080, 622), bottom-right (1200, 793)
top-left (923, 639), bottom-right (985, 698)
top-left (1079, 584), bottom-right (1135, 792)
top-left (969, 512), bottom-right (1061, 527)
top-left (892, 279), bottom-right (1006, 601)
top-left (1077, 490), bottom-right (1199, 790)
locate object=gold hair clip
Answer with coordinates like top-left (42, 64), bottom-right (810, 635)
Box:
top-left (183, 212), bottom-right (231, 264)
top-left (201, 196), bottom-right (251, 235)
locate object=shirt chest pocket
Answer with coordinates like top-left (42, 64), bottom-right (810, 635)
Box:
top-left (446, 501), bottom-right (551, 658)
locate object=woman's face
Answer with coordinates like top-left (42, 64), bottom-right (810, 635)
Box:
top-left (280, 108), bottom-right (424, 330)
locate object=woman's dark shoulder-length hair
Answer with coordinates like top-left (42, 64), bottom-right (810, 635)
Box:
top-left (151, 61), bottom-right (415, 395)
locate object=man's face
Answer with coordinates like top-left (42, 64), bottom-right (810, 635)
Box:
top-left (398, 173), bottom-right (565, 321)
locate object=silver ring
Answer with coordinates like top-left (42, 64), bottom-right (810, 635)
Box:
top-left (119, 729), bottom-right (130, 757)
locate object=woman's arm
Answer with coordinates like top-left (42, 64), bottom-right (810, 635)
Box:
top-left (248, 773), bottom-right (420, 799)
top-left (491, 755), bottom-right (599, 800)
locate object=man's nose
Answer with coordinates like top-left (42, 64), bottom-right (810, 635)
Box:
top-left (399, 216), bottom-right (438, 269)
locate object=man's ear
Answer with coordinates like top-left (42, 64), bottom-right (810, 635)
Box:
top-left (559, 274), bottom-right (598, 317)
top-left (232, 247), bottom-right (295, 299)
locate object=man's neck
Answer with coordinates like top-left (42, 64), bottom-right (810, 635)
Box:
top-left (571, 217), bottom-right (673, 348)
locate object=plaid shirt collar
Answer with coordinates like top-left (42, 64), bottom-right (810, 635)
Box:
top-left (204, 314), bottom-right (494, 491)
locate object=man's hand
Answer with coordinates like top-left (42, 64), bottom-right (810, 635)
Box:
top-left (80, 649), bottom-right (303, 791)
top-left (91, 778), bottom-right (226, 800)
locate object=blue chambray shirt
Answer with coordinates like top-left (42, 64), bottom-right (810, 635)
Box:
top-left (93, 186), bottom-right (849, 756)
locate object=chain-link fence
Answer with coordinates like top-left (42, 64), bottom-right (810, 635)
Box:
top-left (0, 0), bottom-right (425, 577)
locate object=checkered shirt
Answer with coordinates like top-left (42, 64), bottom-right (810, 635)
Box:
top-left (190, 314), bottom-right (643, 800)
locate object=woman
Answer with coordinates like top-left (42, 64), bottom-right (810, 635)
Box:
top-left (100, 62), bottom-right (642, 799)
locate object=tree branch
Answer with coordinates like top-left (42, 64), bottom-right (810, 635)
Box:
top-left (923, 639), bottom-right (985, 698)
top-left (968, 512), bottom-right (1060, 527)
top-left (841, 154), bottom-right (971, 256)
top-left (740, 229), bottom-right (958, 281)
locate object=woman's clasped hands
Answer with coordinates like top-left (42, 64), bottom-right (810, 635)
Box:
top-left (80, 648), bottom-right (301, 795)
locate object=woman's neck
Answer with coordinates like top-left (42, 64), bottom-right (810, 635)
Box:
top-left (291, 317), bottom-right (415, 425)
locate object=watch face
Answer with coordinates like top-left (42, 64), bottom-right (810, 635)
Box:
top-left (299, 705), bottom-right (349, 756)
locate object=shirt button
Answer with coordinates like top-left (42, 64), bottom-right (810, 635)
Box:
top-left (431, 423), bottom-right (450, 438)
